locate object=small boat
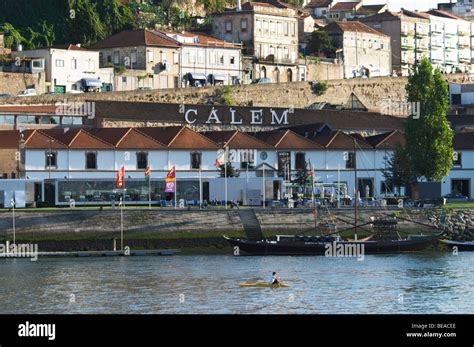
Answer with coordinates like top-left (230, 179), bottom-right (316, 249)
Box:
top-left (239, 282), bottom-right (289, 288)
top-left (440, 239), bottom-right (474, 251)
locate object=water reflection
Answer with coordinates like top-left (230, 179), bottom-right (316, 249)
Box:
top-left (0, 253), bottom-right (472, 314)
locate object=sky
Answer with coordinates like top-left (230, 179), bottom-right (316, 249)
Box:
top-left (362, 0), bottom-right (440, 11)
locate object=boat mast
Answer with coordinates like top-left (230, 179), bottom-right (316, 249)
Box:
top-left (353, 138), bottom-right (358, 240)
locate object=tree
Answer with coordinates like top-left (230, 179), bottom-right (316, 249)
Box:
top-left (292, 162), bottom-right (309, 195)
top-left (0, 23), bottom-right (24, 49)
top-left (306, 30), bottom-right (334, 56)
top-left (217, 162), bottom-right (240, 177)
top-left (404, 57), bottom-right (454, 181)
top-left (382, 144), bottom-right (417, 193)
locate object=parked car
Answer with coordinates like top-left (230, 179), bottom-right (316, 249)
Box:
top-left (17, 88), bottom-right (37, 97)
top-left (443, 193), bottom-right (468, 203)
top-left (251, 77), bottom-right (272, 84)
top-left (0, 93), bottom-right (12, 98)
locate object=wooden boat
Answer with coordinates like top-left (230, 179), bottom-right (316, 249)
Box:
top-left (226, 138), bottom-right (443, 256)
top-left (440, 239), bottom-right (474, 251)
top-left (239, 282), bottom-right (289, 288)
top-left (225, 233), bottom-right (441, 256)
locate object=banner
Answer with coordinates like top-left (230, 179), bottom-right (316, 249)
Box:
top-left (165, 166), bottom-right (176, 193)
top-left (145, 166), bottom-right (150, 184)
top-left (116, 166), bottom-right (125, 188)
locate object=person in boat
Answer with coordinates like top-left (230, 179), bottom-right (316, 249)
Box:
top-left (271, 272), bottom-right (280, 285)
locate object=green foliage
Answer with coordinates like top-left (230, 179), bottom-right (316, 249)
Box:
top-left (0, 0), bottom-right (135, 49)
top-left (312, 81), bottom-right (328, 96)
top-left (220, 86), bottom-right (235, 106)
top-left (292, 162), bottom-right (309, 193)
top-left (218, 162), bottom-right (240, 177)
top-left (404, 57), bottom-right (454, 182)
top-left (382, 144), bottom-right (417, 189)
top-left (306, 30), bottom-right (334, 56)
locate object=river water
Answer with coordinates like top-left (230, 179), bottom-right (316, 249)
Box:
top-left (0, 252), bottom-right (472, 314)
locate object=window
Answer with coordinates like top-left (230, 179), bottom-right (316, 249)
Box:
top-left (173, 52), bottom-right (179, 64)
top-left (32, 60), bottom-right (43, 68)
top-left (225, 20), bottom-right (232, 32)
top-left (113, 51), bottom-right (119, 64)
top-left (71, 58), bottom-right (77, 70)
top-left (55, 59), bottom-right (64, 67)
top-left (198, 50), bottom-right (204, 64)
top-left (452, 94), bottom-right (461, 105)
top-left (45, 151), bottom-right (57, 168)
top-left (218, 53), bottom-right (224, 65)
top-left (85, 152), bottom-right (97, 170)
top-left (453, 151), bottom-right (462, 167)
top-left (240, 150), bottom-right (255, 169)
top-left (11, 172), bottom-right (16, 179)
top-left (277, 151), bottom-right (291, 180)
top-left (2, 173), bottom-right (6, 179)
top-left (107, 55), bottom-right (112, 63)
top-left (133, 152), bottom-right (147, 170)
top-left (284, 22), bottom-right (289, 36)
top-left (190, 152), bottom-right (201, 169)
top-left (295, 152), bottom-right (306, 170)
top-left (147, 50), bottom-right (154, 63)
top-left (345, 152), bottom-right (355, 169)
top-left (256, 20), bottom-right (262, 32)
top-left (188, 52), bottom-right (195, 63)
top-left (122, 76), bottom-right (127, 83)
top-left (230, 56), bottom-right (235, 64)
top-left (160, 51), bottom-right (166, 63)
top-left (263, 20), bottom-right (269, 33)
top-left (88, 60), bottom-right (95, 70)
top-left (241, 18), bottom-right (247, 31)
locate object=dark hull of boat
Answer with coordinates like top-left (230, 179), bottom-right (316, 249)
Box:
top-left (440, 239), bottom-right (474, 251)
top-left (225, 236), bottom-right (439, 256)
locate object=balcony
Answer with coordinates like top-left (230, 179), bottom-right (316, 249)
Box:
top-left (415, 30), bottom-right (428, 38)
top-left (401, 28), bottom-right (415, 36)
top-left (459, 30), bottom-right (470, 36)
top-left (458, 42), bottom-right (470, 48)
top-left (460, 56), bottom-right (471, 63)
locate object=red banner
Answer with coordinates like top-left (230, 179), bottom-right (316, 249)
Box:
top-left (116, 166), bottom-right (125, 188)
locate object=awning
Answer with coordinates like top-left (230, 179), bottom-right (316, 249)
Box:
top-left (211, 74), bottom-right (227, 81)
top-left (188, 73), bottom-right (207, 81)
top-left (81, 78), bottom-right (103, 87)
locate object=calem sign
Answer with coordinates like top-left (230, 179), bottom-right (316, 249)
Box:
top-left (183, 107), bottom-right (291, 125)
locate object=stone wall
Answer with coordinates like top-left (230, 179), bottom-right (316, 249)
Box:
top-left (0, 207), bottom-right (437, 240)
top-left (0, 71), bottom-right (45, 95)
top-left (0, 74), bottom-right (468, 110)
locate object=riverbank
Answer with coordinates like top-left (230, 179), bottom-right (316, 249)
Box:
top-left (0, 207), bottom-right (471, 254)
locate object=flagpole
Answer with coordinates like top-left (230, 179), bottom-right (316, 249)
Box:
top-left (337, 164), bottom-right (340, 208)
top-left (224, 147), bottom-right (228, 210)
top-left (148, 169), bottom-right (151, 210)
top-left (311, 162), bottom-right (315, 207)
top-left (199, 168), bottom-right (202, 208)
top-left (262, 164), bottom-right (265, 209)
top-left (174, 167), bottom-right (177, 209)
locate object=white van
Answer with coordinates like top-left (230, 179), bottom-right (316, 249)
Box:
top-left (17, 88), bottom-right (37, 97)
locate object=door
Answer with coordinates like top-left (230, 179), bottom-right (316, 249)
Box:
top-left (451, 179), bottom-right (470, 198)
top-left (358, 178), bottom-right (374, 198)
top-left (54, 85), bottom-right (66, 94)
top-left (203, 181), bottom-right (210, 202)
top-left (159, 76), bottom-right (168, 89)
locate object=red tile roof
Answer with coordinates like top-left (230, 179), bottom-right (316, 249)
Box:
top-left (331, 1), bottom-right (361, 11)
top-left (365, 130), bottom-right (405, 149)
top-left (203, 131), bottom-right (272, 149)
top-left (324, 21), bottom-right (389, 37)
top-left (89, 29), bottom-right (180, 49)
top-left (254, 130), bottom-right (323, 149)
top-left (159, 31), bottom-right (241, 49)
top-left (305, 0), bottom-right (333, 9)
top-left (168, 127), bottom-right (219, 149)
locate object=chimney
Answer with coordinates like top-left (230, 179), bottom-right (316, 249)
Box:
top-left (237, 0), bottom-right (242, 11)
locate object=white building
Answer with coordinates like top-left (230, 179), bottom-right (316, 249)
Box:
top-left (160, 31), bottom-right (243, 86)
top-left (13, 44), bottom-right (113, 93)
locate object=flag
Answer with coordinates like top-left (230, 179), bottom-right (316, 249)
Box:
top-left (215, 150), bottom-right (226, 167)
top-left (145, 166), bottom-right (151, 184)
top-left (165, 166), bottom-right (176, 193)
top-left (116, 166), bottom-right (125, 188)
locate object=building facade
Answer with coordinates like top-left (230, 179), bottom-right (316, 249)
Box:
top-left (323, 21), bottom-right (392, 78)
top-left (161, 31), bottom-right (243, 86)
top-left (212, 0), bottom-right (303, 83)
top-left (13, 44), bottom-right (111, 93)
top-left (90, 29), bottom-right (181, 90)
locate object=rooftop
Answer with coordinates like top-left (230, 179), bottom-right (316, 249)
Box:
top-left (89, 29), bottom-right (180, 49)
